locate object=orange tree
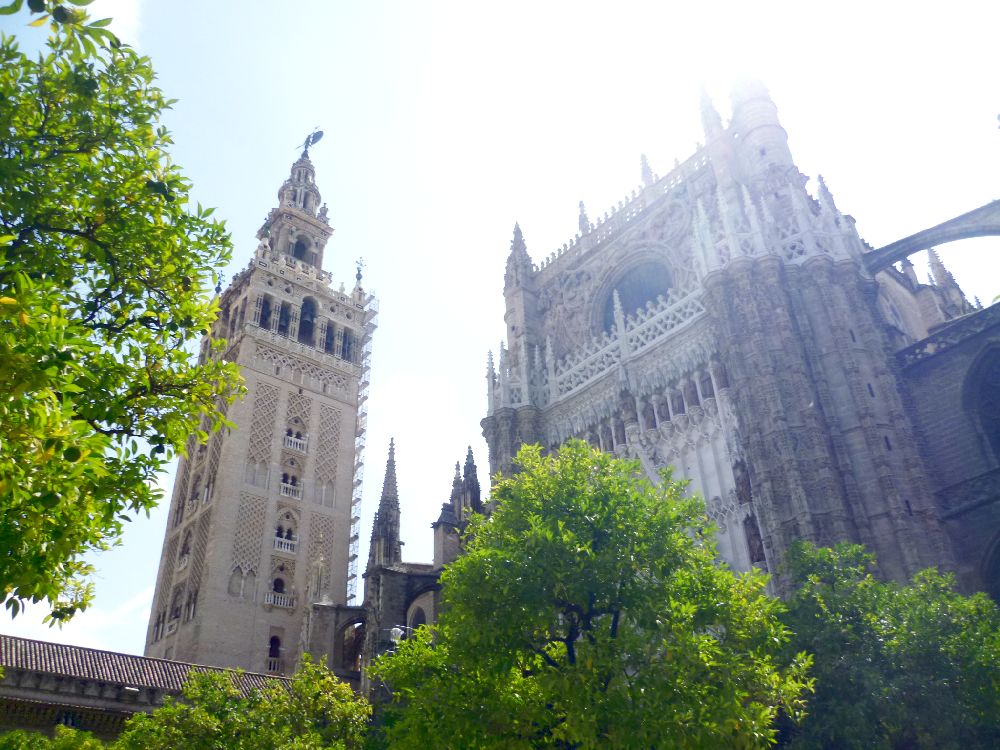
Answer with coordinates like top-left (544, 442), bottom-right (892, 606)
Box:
top-left (371, 441), bottom-right (811, 749)
top-left (0, 0), bottom-right (242, 620)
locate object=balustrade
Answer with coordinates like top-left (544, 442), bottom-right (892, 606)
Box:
top-left (265, 591), bottom-right (295, 608)
top-left (279, 483), bottom-right (302, 500)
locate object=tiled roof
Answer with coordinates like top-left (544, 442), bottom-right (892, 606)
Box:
top-left (0, 635), bottom-right (282, 693)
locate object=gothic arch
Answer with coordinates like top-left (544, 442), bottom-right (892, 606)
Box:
top-left (298, 297), bottom-right (317, 346)
top-left (592, 254), bottom-right (674, 335)
top-left (961, 344), bottom-right (1000, 463)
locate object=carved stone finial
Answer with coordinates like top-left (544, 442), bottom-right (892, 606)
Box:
top-left (700, 87), bottom-right (724, 138)
top-left (511, 222), bottom-right (526, 254)
top-left (578, 201), bottom-right (589, 234)
top-left (641, 154), bottom-right (654, 187)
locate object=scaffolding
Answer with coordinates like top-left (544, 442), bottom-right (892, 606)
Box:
top-left (347, 293), bottom-right (378, 604)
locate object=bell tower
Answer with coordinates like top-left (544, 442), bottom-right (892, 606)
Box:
top-left (145, 145), bottom-right (377, 675)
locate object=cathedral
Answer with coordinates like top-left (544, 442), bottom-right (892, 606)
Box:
top-left (139, 82), bottom-right (1000, 688)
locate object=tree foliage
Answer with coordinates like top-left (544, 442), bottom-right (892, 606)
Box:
top-left (0, 6), bottom-right (242, 620)
top-left (779, 541), bottom-right (1000, 750)
top-left (0, 657), bottom-right (370, 750)
top-left (371, 441), bottom-right (811, 749)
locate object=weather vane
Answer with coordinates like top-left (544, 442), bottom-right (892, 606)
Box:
top-left (356, 257), bottom-right (365, 284)
top-left (299, 127), bottom-right (324, 156)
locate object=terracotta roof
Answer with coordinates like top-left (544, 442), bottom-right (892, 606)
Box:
top-left (0, 635), bottom-right (282, 693)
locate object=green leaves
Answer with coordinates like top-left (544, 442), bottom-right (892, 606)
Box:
top-left (779, 542), bottom-right (1000, 749)
top-left (373, 441), bottom-right (810, 749)
top-left (114, 656), bottom-right (370, 750)
top-left (0, 24), bottom-right (242, 619)
top-left (0, 658), bottom-right (370, 749)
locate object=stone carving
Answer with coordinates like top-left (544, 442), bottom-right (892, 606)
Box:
top-left (307, 513), bottom-right (336, 590)
top-left (189, 509), bottom-right (213, 590)
top-left (232, 493), bottom-right (267, 575)
top-left (254, 343), bottom-right (349, 393)
top-left (247, 383), bottom-right (279, 464)
top-left (314, 405), bottom-right (342, 507)
top-left (286, 392), bottom-right (313, 430)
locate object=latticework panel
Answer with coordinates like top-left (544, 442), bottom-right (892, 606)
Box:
top-left (286, 392), bottom-right (313, 428)
top-left (247, 383), bottom-right (279, 463)
top-left (189, 508), bottom-right (213, 588)
top-left (232, 493), bottom-right (267, 574)
top-left (314, 405), bottom-right (342, 484)
top-left (156, 536), bottom-right (179, 611)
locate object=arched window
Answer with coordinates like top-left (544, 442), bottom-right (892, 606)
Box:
top-left (298, 297), bottom-right (317, 346)
top-left (184, 589), bottom-right (198, 621)
top-left (341, 328), bottom-right (355, 362)
top-left (259, 295), bottom-right (273, 329)
top-left (602, 261), bottom-right (673, 333)
top-left (169, 590), bottom-right (183, 621)
top-left (324, 322), bottom-right (336, 354)
top-left (409, 607), bottom-right (427, 630)
top-left (967, 348), bottom-right (1000, 460)
top-left (272, 578), bottom-right (285, 594)
top-left (179, 531), bottom-right (192, 558)
top-left (277, 302), bottom-right (291, 337)
top-left (744, 513), bottom-right (766, 566)
top-left (292, 238), bottom-right (309, 261)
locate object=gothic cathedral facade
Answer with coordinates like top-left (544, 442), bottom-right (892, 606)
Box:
top-left (145, 152), bottom-right (376, 674)
top-left (481, 82), bottom-right (1000, 593)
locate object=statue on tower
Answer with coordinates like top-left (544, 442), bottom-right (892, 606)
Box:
top-left (300, 128), bottom-right (324, 157)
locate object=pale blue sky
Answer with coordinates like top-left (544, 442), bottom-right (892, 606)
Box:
top-left (2, 0), bottom-right (999, 655)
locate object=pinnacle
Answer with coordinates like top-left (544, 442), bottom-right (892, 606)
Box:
top-left (511, 222), bottom-right (526, 254)
top-left (380, 439), bottom-right (399, 508)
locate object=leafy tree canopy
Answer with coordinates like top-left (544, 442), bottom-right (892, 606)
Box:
top-left (0, 0), bottom-right (242, 620)
top-left (371, 441), bottom-right (811, 749)
top-left (779, 541), bottom-right (1000, 750)
top-left (0, 656), bottom-right (370, 750)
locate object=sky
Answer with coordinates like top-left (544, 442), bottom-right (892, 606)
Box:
top-left (2, 0), bottom-right (999, 656)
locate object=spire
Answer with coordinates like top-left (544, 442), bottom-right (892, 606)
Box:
top-left (463, 446), bottom-right (482, 514)
top-left (817, 175), bottom-right (840, 216)
top-left (511, 222), bottom-right (526, 254)
top-left (928, 248), bottom-right (956, 287)
top-left (641, 154), bottom-right (654, 187)
top-left (700, 86), bottom-right (724, 139)
top-left (504, 222), bottom-right (534, 289)
top-left (578, 201), bottom-right (590, 234)
top-left (368, 439), bottom-right (402, 567)
top-left (450, 461), bottom-right (463, 505)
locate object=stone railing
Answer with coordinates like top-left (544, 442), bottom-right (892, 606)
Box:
top-left (283, 434), bottom-right (308, 452)
top-left (265, 591), bottom-right (295, 608)
top-left (279, 483), bottom-right (302, 500)
top-left (897, 304), bottom-right (1000, 369)
top-left (553, 290), bottom-right (705, 399)
top-left (273, 537), bottom-right (297, 553)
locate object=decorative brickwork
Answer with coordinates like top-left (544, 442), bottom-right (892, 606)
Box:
top-left (247, 383), bottom-right (279, 463)
top-left (232, 494), bottom-right (267, 575)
